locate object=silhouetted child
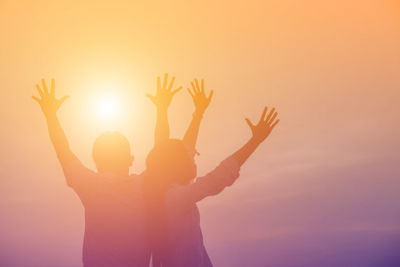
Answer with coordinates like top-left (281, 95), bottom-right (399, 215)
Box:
top-left (144, 78), bottom-right (279, 266)
top-left (143, 79), bottom-right (213, 266)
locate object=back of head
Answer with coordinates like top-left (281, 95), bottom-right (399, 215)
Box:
top-left (145, 139), bottom-right (197, 186)
top-left (92, 131), bottom-right (133, 175)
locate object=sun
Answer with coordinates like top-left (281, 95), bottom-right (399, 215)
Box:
top-left (98, 98), bottom-right (116, 116)
top-left (94, 93), bottom-right (119, 119)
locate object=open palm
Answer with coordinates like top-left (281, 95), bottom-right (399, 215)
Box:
top-left (32, 79), bottom-right (69, 117)
top-left (245, 107), bottom-right (279, 143)
top-left (146, 73), bottom-right (182, 109)
top-left (187, 78), bottom-right (213, 115)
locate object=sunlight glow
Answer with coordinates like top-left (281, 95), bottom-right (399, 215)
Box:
top-left (83, 78), bottom-right (143, 132)
top-left (94, 93), bottom-right (119, 119)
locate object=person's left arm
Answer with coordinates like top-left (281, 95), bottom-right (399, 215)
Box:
top-left (169, 106), bottom-right (280, 206)
top-left (146, 73), bottom-right (182, 146)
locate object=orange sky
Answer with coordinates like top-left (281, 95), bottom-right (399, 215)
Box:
top-left (1, 0), bottom-right (400, 266)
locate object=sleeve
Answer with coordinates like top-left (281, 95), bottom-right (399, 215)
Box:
top-left (167, 156), bottom-right (241, 206)
top-left (61, 158), bottom-right (97, 195)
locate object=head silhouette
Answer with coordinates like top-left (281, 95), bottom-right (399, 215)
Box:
top-left (92, 131), bottom-right (133, 176)
top-left (146, 139), bottom-right (197, 186)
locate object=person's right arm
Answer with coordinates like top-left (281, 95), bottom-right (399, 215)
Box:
top-left (168, 106), bottom-right (280, 205)
top-left (33, 79), bottom-right (94, 189)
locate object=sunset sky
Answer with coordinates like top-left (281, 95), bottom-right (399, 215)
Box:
top-left (1, 0), bottom-right (400, 266)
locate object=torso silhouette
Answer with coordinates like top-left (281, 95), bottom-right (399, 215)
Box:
top-left (63, 159), bottom-right (150, 267)
top-left (162, 157), bottom-right (240, 267)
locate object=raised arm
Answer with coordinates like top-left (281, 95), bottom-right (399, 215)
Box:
top-left (32, 79), bottom-right (75, 166)
top-left (232, 106), bottom-right (279, 166)
top-left (146, 73), bottom-right (182, 146)
top-left (183, 78), bottom-right (213, 150)
top-left (167, 106), bottom-right (280, 206)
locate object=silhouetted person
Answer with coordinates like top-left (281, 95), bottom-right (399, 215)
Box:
top-left (144, 76), bottom-right (213, 266)
top-left (32, 75), bottom-right (202, 267)
top-left (32, 78), bottom-right (168, 267)
top-left (144, 79), bottom-right (279, 267)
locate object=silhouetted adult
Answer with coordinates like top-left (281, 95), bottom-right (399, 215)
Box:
top-left (32, 76), bottom-right (183, 267)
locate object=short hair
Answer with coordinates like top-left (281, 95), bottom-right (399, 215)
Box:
top-left (92, 131), bottom-right (131, 167)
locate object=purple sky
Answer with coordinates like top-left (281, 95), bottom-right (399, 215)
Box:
top-left (1, 0), bottom-right (400, 266)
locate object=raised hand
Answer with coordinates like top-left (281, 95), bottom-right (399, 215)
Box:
top-left (32, 78), bottom-right (75, 165)
top-left (187, 78), bottom-right (213, 116)
top-left (146, 73), bottom-right (183, 109)
top-left (32, 78), bottom-right (69, 117)
top-left (245, 107), bottom-right (279, 144)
